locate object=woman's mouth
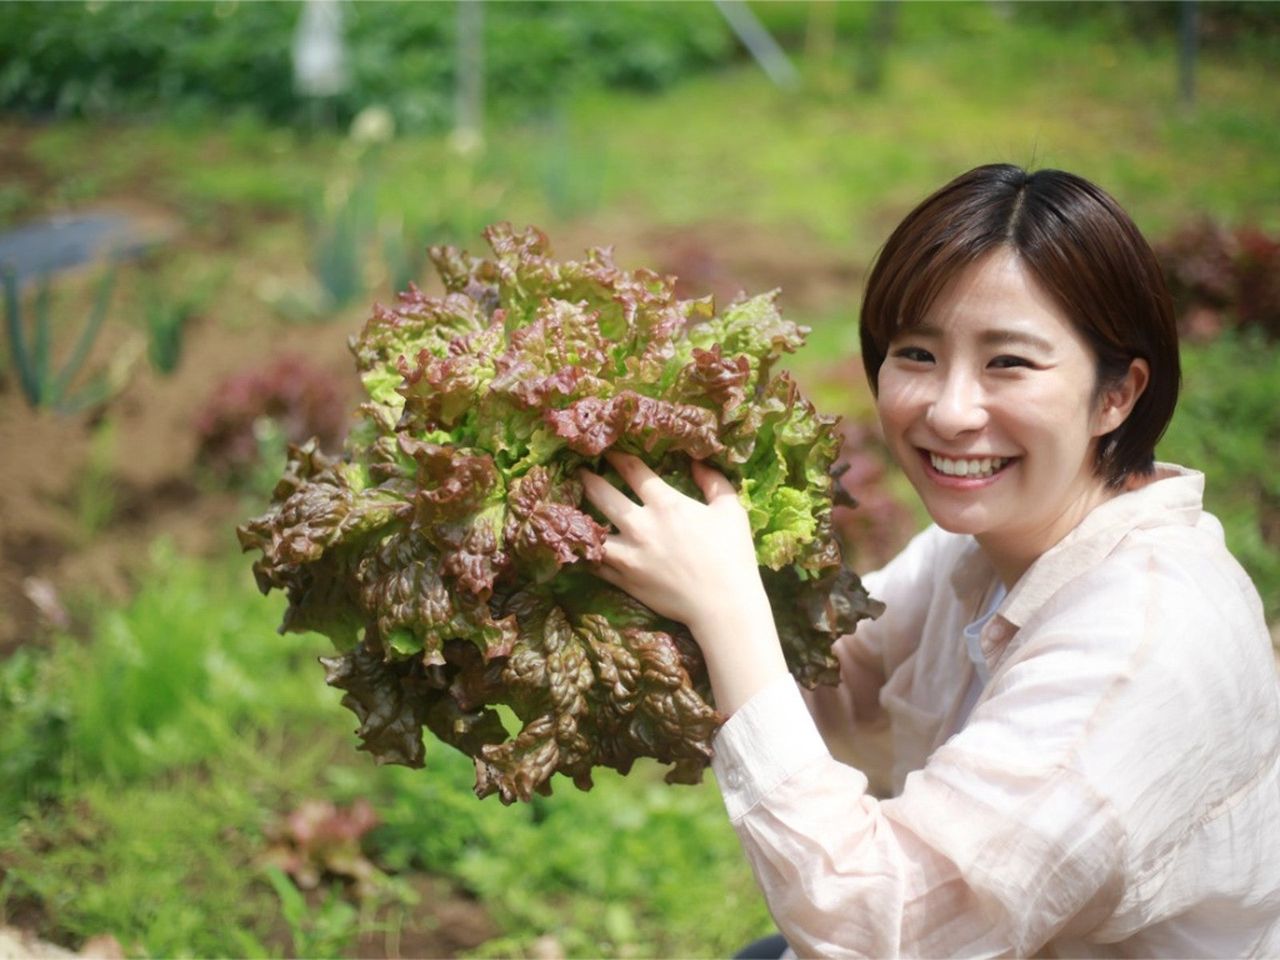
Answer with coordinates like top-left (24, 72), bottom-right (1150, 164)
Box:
top-left (920, 449), bottom-right (1017, 484)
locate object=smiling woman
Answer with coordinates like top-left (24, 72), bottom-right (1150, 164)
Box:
top-left (581, 165), bottom-right (1280, 957)
top-left (873, 249), bottom-right (1149, 586)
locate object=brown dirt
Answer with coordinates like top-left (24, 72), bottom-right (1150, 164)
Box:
top-left (0, 297), bottom-right (362, 652)
top-left (0, 207), bottom-right (881, 653)
top-left (551, 214), bottom-right (868, 318)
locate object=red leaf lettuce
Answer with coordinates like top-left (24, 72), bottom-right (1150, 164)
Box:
top-left (239, 224), bottom-right (883, 804)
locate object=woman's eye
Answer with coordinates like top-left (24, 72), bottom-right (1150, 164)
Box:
top-left (891, 346), bottom-right (934, 363)
top-left (989, 354), bottom-right (1032, 369)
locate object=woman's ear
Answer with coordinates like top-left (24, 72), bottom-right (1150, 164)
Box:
top-left (1093, 357), bottom-right (1150, 436)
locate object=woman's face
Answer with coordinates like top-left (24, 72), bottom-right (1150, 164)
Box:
top-left (875, 250), bottom-right (1125, 581)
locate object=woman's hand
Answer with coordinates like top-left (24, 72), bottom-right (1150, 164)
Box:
top-left (578, 452), bottom-right (790, 714)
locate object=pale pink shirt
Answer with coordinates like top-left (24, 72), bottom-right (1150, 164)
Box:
top-left (712, 465), bottom-right (1280, 957)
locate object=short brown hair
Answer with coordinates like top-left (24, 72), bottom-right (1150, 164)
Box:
top-left (859, 164), bottom-right (1180, 488)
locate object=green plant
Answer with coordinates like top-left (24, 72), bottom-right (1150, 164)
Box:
top-left (72, 417), bottom-right (117, 540)
top-left (240, 223), bottom-right (882, 804)
top-left (361, 756), bottom-right (773, 957)
top-left (265, 866), bottom-right (361, 959)
top-left (1158, 328), bottom-right (1280, 618)
top-left (380, 215), bottom-right (429, 299)
top-left (0, 181), bottom-right (33, 227)
top-left (140, 268), bottom-right (221, 375)
top-left (2, 266), bottom-right (119, 412)
top-left (310, 173), bottom-right (376, 311)
top-left (0, 648), bottom-right (70, 819)
top-left (2, 773), bottom-right (277, 958)
top-left (0, 544), bottom-right (379, 957)
top-left (39, 541), bottom-right (319, 784)
top-left (0, 2), bottom-right (737, 132)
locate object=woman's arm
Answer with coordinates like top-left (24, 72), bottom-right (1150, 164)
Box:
top-left (579, 453), bottom-right (1132, 954)
top-left (804, 525), bottom-right (950, 771)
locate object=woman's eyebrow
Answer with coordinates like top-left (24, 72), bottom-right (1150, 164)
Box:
top-left (978, 328), bottom-right (1056, 353)
top-left (900, 323), bottom-right (1055, 353)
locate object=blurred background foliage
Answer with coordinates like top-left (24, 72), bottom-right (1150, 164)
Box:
top-left (1, 1), bottom-right (1278, 957)
top-left (2, 1), bottom-right (1278, 133)
top-left (0, 0), bottom-right (734, 130)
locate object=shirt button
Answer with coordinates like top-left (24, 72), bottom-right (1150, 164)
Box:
top-left (725, 768), bottom-right (743, 789)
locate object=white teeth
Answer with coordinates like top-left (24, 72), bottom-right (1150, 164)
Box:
top-left (929, 453), bottom-right (1009, 478)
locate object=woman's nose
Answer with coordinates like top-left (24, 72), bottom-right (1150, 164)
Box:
top-left (924, 370), bottom-right (988, 437)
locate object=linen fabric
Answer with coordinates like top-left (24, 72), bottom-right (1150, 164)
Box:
top-left (711, 465), bottom-right (1280, 958)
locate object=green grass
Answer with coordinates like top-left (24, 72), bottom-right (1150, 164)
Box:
top-left (0, 541), bottom-right (770, 957)
top-left (355, 757), bottom-right (772, 958)
top-left (1158, 329), bottom-right (1280, 619)
top-left (4, 773), bottom-right (280, 957)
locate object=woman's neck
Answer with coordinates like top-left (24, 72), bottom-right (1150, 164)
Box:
top-left (977, 480), bottom-right (1122, 589)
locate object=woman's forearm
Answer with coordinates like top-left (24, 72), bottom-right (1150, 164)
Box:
top-left (688, 582), bottom-right (791, 716)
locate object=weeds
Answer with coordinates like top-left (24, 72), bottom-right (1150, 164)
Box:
top-left (139, 266), bottom-right (222, 375)
top-left (71, 418), bottom-right (116, 540)
top-left (0, 539), bottom-right (770, 957)
top-left (265, 866), bottom-right (361, 959)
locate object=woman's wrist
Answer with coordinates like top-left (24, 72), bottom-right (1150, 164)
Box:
top-left (689, 591), bottom-right (790, 716)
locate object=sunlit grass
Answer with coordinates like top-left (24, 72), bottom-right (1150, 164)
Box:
top-left (0, 541), bottom-right (770, 957)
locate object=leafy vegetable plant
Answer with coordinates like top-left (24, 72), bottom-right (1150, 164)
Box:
top-left (1156, 218), bottom-right (1280, 342)
top-left (239, 224), bottom-right (882, 803)
top-left (195, 353), bottom-right (350, 488)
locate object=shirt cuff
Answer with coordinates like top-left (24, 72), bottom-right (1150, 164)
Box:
top-left (711, 673), bottom-right (832, 821)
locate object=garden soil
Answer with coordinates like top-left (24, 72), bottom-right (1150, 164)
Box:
top-left (0, 214), bottom-right (868, 654)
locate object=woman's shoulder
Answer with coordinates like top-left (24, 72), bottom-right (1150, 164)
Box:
top-left (1005, 494), bottom-right (1272, 722)
top-left (1034, 514), bottom-right (1265, 651)
top-left (1103, 509), bottom-right (1262, 629)
top-left (1018, 464), bottom-right (1264, 644)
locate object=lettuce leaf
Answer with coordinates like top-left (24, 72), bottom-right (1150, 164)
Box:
top-left (240, 223), bottom-right (883, 803)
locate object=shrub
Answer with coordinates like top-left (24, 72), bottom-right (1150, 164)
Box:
top-left (1156, 219), bottom-right (1280, 342)
top-left (0, 2), bottom-right (738, 132)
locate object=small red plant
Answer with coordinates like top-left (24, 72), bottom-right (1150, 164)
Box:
top-left (262, 798), bottom-right (381, 898)
top-left (195, 354), bottom-right (349, 484)
top-left (1156, 219), bottom-right (1280, 342)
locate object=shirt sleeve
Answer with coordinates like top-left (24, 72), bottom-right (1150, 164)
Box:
top-left (713, 669), bottom-right (1126, 958)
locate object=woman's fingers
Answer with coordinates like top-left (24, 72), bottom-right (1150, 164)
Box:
top-left (584, 557), bottom-right (627, 588)
top-left (584, 537), bottom-right (638, 585)
top-left (691, 459), bottom-right (737, 505)
top-left (604, 451), bottom-right (669, 504)
top-left (578, 467), bottom-right (638, 528)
